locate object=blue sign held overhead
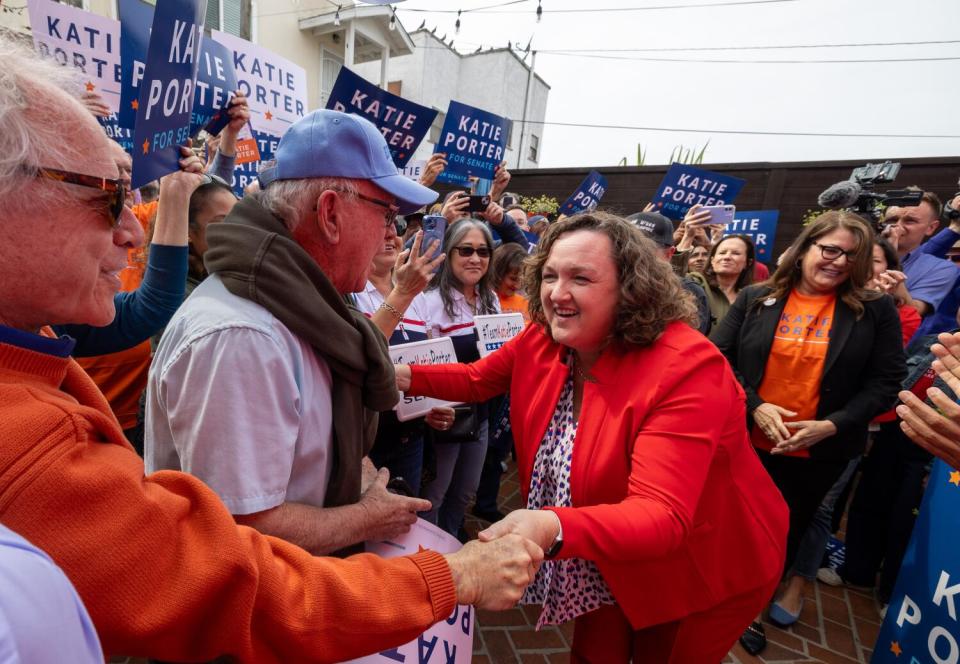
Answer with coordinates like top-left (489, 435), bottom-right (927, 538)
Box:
top-left (724, 210), bottom-right (778, 264)
top-left (560, 170), bottom-right (608, 215)
top-left (652, 163), bottom-right (746, 221)
top-left (434, 100), bottom-right (511, 185)
top-left (130, 0), bottom-right (207, 188)
top-left (871, 460), bottom-right (960, 664)
top-left (118, 0), bottom-right (153, 135)
top-left (326, 67), bottom-right (437, 168)
top-left (190, 38), bottom-right (237, 137)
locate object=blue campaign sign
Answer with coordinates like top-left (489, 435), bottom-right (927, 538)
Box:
top-left (724, 210), bottom-right (779, 264)
top-left (231, 127), bottom-right (280, 196)
top-left (190, 38), bottom-right (237, 137)
top-left (130, 0), bottom-right (206, 188)
top-left (100, 114), bottom-right (133, 153)
top-left (559, 170), bottom-right (608, 215)
top-left (872, 460), bottom-right (960, 664)
top-left (434, 100), bottom-right (511, 185)
top-left (652, 163), bottom-right (746, 221)
top-left (118, 0), bottom-right (153, 134)
top-left (326, 67), bottom-right (437, 168)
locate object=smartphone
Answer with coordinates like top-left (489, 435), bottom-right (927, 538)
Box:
top-left (698, 204), bottom-right (736, 228)
top-left (500, 193), bottom-right (518, 208)
top-left (467, 195), bottom-right (491, 213)
top-left (419, 215), bottom-right (446, 261)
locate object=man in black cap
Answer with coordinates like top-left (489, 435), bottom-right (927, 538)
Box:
top-left (628, 211), bottom-right (711, 335)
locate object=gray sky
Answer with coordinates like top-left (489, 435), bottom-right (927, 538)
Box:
top-left (394, 0), bottom-right (960, 168)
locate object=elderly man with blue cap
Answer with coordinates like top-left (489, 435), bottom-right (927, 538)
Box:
top-left (147, 111), bottom-right (449, 554)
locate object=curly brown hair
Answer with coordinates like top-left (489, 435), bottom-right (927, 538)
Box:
top-left (524, 211), bottom-right (698, 348)
top-left (760, 210), bottom-right (879, 319)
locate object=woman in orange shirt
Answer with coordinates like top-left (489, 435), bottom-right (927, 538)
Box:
top-left (491, 242), bottom-right (530, 322)
top-left (712, 211), bottom-right (906, 654)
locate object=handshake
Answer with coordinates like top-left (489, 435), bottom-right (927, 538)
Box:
top-left (441, 509), bottom-right (560, 610)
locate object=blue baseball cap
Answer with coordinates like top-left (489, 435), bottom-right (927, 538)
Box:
top-left (258, 110), bottom-right (438, 214)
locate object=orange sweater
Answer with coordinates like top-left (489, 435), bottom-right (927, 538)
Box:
top-left (0, 340), bottom-right (456, 662)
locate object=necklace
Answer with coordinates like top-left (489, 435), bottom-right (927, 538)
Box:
top-left (573, 356), bottom-right (596, 383)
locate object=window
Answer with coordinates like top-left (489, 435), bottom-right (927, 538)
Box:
top-left (319, 49), bottom-right (344, 108)
top-left (387, 80), bottom-right (402, 96)
top-left (528, 134), bottom-right (539, 163)
top-left (429, 110), bottom-right (446, 145)
top-left (506, 122), bottom-right (513, 149)
top-left (205, 0), bottom-right (246, 36)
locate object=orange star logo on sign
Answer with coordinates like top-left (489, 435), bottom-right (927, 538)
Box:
top-left (85, 81), bottom-right (96, 92)
top-left (890, 641), bottom-right (903, 657)
top-left (142, 139), bottom-right (150, 155)
top-left (950, 471), bottom-right (960, 487)
top-left (131, 99), bottom-right (139, 111)
top-left (264, 110), bottom-right (273, 121)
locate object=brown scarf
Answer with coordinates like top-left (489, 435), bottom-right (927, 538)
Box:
top-left (203, 195), bottom-right (397, 513)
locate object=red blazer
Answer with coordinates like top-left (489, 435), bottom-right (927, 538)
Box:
top-left (409, 322), bottom-right (788, 629)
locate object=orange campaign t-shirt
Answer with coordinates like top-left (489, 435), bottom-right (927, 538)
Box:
top-left (751, 290), bottom-right (837, 458)
top-left (498, 293), bottom-right (530, 323)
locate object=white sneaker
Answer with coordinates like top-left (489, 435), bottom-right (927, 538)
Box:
top-left (817, 567), bottom-right (844, 586)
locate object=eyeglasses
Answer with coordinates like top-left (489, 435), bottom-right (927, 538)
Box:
top-left (453, 246), bottom-right (491, 259)
top-left (33, 166), bottom-right (126, 227)
top-left (354, 191), bottom-right (400, 229)
top-left (812, 241), bottom-right (857, 262)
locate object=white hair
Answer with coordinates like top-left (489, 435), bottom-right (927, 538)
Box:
top-left (258, 177), bottom-right (360, 232)
top-left (0, 34), bottom-right (96, 214)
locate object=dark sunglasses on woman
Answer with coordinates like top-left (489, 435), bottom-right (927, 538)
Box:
top-left (453, 246), bottom-right (491, 258)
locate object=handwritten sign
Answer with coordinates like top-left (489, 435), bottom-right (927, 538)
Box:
top-left (652, 163), bottom-right (746, 221)
top-left (343, 519), bottom-right (473, 663)
top-left (388, 337), bottom-right (460, 422)
top-left (474, 313), bottom-right (525, 358)
top-left (326, 67), bottom-right (437, 168)
top-left (724, 210), bottom-right (779, 264)
top-left (872, 461), bottom-right (960, 663)
top-left (130, 0), bottom-right (206, 188)
top-left (559, 170), bottom-right (608, 215)
top-left (434, 100), bottom-right (511, 185)
top-left (210, 30), bottom-right (307, 138)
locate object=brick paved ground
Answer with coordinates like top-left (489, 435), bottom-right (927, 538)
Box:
top-left (467, 461), bottom-right (887, 664)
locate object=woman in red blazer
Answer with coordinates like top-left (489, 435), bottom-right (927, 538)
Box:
top-left (396, 212), bottom-right (788, 663)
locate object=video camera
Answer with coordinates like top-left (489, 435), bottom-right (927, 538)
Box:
top-left (817, 161), bottom-right (923, 232)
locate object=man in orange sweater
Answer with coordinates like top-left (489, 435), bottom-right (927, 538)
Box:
top-left (0, 35), bottom-right (540, 663)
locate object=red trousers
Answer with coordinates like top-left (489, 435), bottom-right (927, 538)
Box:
top-left (569, 580), bottom-right (776, 663)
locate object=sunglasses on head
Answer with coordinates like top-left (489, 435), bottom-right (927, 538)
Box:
top-left (454, 246), bottom-right (491, 258)
top-left (33, 166), bottom-right (126, 227)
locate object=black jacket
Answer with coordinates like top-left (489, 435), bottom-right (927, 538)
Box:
top-left (711, 284), bottom-right (907, 460)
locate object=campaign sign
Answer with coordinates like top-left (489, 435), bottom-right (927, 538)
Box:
top-left (230, 126), bottom-right (278, 196)
top-left (871, 460), bottom-right (960, 663)
top-left (401, 159), bottom-right (427, 182)
top-left (345, 519), bottom-right (473, 663)
top-left (474, 313), bottom-right (525, 358)
top-left (211, 30), bottom-right (307, 138)
top-left (130, 0), bottom-right (206, 188)
top-left (27, 0), bottom-right (121, 110)
top-left (326, 67), bottom-right (437, 168)
top-left (559, 170), bottom-right (608, 215)
top-left (388, 337), bottom-right (460, 422)
top-left (434, 100), bottom-right (511, 185)
top-left (724, 210), bottom-right (779, 264)
top-left (118, 0), bottom-right (154, 133)
top-left (652, 163), bottom-right (746, 221)
top-left (190, 38), bottom-right (237, 137)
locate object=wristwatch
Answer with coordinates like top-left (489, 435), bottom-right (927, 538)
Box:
top-left (545, 520), bottom-right (564, 559)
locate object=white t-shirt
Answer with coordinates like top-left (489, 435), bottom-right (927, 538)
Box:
top-left (145, 275), bottom-right (334, 515)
